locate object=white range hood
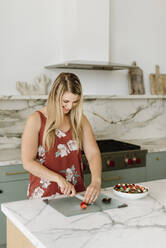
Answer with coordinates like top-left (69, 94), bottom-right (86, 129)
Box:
top-left (46, 1), bottom-right (136, 71)
top-left (54, 0), bottom-right (110, 63)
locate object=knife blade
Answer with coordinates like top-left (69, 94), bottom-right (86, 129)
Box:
top-left (75, 193), bottom-right (94, 205)
top-left (75, 193), bottom-right (84, 201)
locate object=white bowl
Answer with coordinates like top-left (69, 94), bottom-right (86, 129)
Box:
top-left (113, 186), bottom-right (149, 200)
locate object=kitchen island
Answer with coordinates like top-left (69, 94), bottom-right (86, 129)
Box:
top-left (1, 179), bottom-right (166, 248)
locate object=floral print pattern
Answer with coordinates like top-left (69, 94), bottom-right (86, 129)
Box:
top-left (55, 128), bottom-right (66, 138)
top-left (60, 165), bottom-right (80, 185)
top-left (40, 178), bottom-right (51, 188)
top-left (37, 145), bottom-right (46, 164)
top-left (55, 140), bottom-right (78, 158)
top-left (56, 144), bottom-right (70, 157)
top-left (67, 140), bottom-right (78, 151)
top-left (28, 111), bottom-right (85, 199)
top-left (27, 183), bottom-right (30, 197)
top-left (29, 187), bottom-right (45, 199)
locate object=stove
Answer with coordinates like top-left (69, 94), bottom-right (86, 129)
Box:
top-left (82, 139), bottom-right (147, 174)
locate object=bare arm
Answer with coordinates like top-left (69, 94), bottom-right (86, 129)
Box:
top-left (21, 112), bottom-right (76, 196)
top-left (82, 115), bottom-right (102, 204)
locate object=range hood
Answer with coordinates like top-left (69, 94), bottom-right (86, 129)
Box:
top-left (45, 60), bottom-right (137, 71)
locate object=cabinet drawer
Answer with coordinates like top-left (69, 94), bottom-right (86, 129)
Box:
top-left (102, 167), bottom-right (146, 188)
top-left (84, 167), bottom-right (146, 188)
top-left (0, 164), bottom-right (29, 182)
top-left (146, 152), bottom-right (166, 181)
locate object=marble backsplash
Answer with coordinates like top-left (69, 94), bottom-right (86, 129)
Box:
top-left (0, 95), bottom-right (166, 151)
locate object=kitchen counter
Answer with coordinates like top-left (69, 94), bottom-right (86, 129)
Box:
top-left (1, 137), bottom-right (166, 166)
top-left (0, 148), bottom-right (21, 166)
top-left (1, 179), bottom-right (166, 248)
top-left (121, 137), bottom-right (166, 153)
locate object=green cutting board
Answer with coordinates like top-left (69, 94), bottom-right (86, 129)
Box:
top-left (43, 193), bottom-right (126, 217)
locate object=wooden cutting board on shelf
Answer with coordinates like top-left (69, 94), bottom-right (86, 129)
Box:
top-left (150, 65), bottom-right (166, 94)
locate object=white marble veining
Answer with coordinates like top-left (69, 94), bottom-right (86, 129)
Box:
top-left (1, 136), bottom-right (166, 166)
top-left (1, 95), bottom-right (166, 165)
top-left (1, 179), bottom-right (166, 248)
top-left (86, 98), bottom-right (166, 140)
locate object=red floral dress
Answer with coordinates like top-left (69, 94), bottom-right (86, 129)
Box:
top-left (27, 111), bottom-right (85, 199)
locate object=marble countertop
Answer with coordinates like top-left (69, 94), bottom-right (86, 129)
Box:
top-left (120, 137), bottom-right (166, 153)
top-left (0, 137), bottom-right (166, 166)
top-left (0, 149), bottom-right (22, 166)
top-left (1, 179), bottom-right (166, 248)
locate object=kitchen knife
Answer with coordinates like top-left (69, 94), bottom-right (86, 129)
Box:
top-left (75, 193), bottom-right (84, 201)
top-left (75, 193), bottom-right (95, 205)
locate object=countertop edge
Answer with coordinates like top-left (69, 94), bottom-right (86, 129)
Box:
top-left (1, 180), bottom-right (166, 248)
top-left (1, 203), bottom-right (46, 248)
top-left (0, 160), bottom-right (22, 166)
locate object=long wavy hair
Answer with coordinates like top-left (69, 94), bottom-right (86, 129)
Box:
top-left (43, 72), bottom-right (83, 151)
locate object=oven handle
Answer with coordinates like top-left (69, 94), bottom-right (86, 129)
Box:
top-left (103, 176), bottom-right (121, 182)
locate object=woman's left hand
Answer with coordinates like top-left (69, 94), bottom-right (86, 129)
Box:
top-left (84, 180), bottom-right (101, 204)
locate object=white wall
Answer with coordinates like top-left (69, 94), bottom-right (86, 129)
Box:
top-left (0, 0), bottom-right (166, 95)
top-left (109, 0), bottom-right (166, 95)
top-left (0, 0), bottom-right (61, 95)
top-left (58, 0), bottom-right (109, 62)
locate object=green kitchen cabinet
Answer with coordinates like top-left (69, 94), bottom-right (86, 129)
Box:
top-left (0, 164), bottom-right (29, 246)
top-left (84, 167), bottom-right (147, 188)
top-left (146, 151), bottom-right (166, 181)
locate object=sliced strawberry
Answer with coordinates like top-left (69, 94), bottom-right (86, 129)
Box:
top-left (80, 201), bottom-right (87, 209)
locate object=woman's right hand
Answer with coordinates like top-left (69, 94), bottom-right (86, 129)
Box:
top-left (56, 175), bottom-right (76, 196)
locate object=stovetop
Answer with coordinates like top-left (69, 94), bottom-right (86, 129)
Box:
top-left (96, 139), bottom-right (140, 153)
top-left (82, 139), bottom-right (147, 174)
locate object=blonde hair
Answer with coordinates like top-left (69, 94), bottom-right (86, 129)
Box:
top-left (43, 72), bottom-right (83, 151)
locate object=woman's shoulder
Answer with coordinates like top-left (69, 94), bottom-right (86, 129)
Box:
top-left (37, 107), bottom-right (47, 118)
top-left (27, 107), bottom-right (46, 122)
top-left (28, 111), bottom-right (40, 120)
top-left (82, 114), bottom-right (91, 122)
top-left (82, 114), bottom-right (91, 128)
top-left (25, 111), bottom-right (42, 131)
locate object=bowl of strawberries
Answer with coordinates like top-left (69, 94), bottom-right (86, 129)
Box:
top-left (113, 183), bottom-right (149, 199)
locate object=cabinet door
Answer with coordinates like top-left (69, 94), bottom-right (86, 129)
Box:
top-left (146, 152), bottom-right (166, 181)
top-left (84, 167), bottom-right (146, 188)
top-left (0, 164), bottom-right (29, 182)
top-left (101, 167), bottom-right (146, 188)
top-left (0, 179), bottom-right (29, 245)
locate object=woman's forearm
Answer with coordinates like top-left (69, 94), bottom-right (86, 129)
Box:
top-left (22, 160), bottom-right (60, 183)
top-left (87, 152), bottom-right (102, 185)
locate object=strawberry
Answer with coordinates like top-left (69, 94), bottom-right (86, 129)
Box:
top-left (129, 185), bottom-right (134, 189)
top-left (80, 201), bottom-right (87, 209)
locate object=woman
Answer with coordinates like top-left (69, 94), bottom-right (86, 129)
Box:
top-left (21, 72), bottom-right (102, 204)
